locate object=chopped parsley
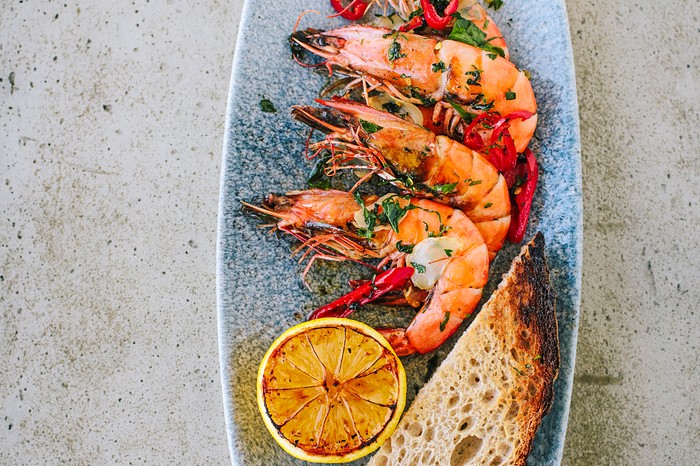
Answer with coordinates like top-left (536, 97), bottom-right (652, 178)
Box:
top-left (465, 66), bottom-right (483, 86)
top-left (449, 16), bottom-right (505, 59)
top-left (486, 0), bottom-right (504, 10)
top-left (487, 52), bottom-right (498, 60)
top-left (353, 191), bottom-right (377, 240)
top-left (386, 32), bottom-right (407, 63)
top-left (306, 153), bottom-right (331, 190)
top-left (396, 241), bottom-right (415, 253)
top-left (406, 86), bottom-right (436, 106)
top-left (505, 90), bottom-right (516, 100)
top-left (428, 223), bottom-right (451, 238)
top-left (467, 179), bottom-right (483, 186)
top-left (431, 182), bottom-right (458, 194)
top-left (444, 249), bottom-right (453, 257)
top-left (432, 61), bottom-right (447, 73)
top-left (360, 119), bottom-right (383, 134)
top-left (411, 262), bottom-right (426, 274)
top-left (484, 202), bottom-right (493, 208)
top-left (439, 312), bottom-right (451, 332)
top-left (260, 97), bottom-right (276, 113)
top-left (408, 8), bottom-right (424, 19)
top-left (447, 99), bottom-right (476, 123)
top-left (382, 101), bottom-right (401, 114)
top-left (381, 196), bottom-right (412, 233)
top-left (394, 172), bottom-right (416, 190)
top-left (470, 93), bottom-right (495, 112)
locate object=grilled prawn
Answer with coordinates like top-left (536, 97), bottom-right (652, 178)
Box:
top-left (384, 0), bottom-right (510, 59)
top-left (293, 98), bottom-right (510, 260)
top-left (291, 24), bottom-right (537, 152)
top-left (244, 190), bottom-right (489, 356)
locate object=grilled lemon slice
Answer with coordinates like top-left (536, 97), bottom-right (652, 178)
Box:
top-left (257, 318), bottom-right (407, 463)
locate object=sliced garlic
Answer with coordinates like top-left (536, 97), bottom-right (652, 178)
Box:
top-left (367, 93), bottom-right (424, 126)
top-left (406, 237), bottom-right (464, 290)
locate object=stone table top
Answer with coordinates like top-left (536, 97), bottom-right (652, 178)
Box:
top-left (1, 0), bottom-right (698, 464)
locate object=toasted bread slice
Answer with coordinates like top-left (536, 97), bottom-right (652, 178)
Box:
top-left (368, 232), bottom-right (559, 466)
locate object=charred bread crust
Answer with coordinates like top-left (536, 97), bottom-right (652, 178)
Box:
top-left (502, 232), bottom-right (560, 463)
top-left (517, 232), bottom-right (560, 413)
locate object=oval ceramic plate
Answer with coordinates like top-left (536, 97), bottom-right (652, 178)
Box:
top-left (217, 1), bottom-right (581, 464)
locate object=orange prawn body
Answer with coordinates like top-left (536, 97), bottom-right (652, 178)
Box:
top-left (292, 99), bottom-right (511, 260)
top-left (291, 25), bottom-right (537, 152)
top-left (247, 190), bottom-right (489, 356)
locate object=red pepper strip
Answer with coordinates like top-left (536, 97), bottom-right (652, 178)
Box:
top-left (330, 0), bottom-right (369, 21)
top-left (399, 15), bottom-right (423, 32)
top-left (487, 130), bottom-right (517, 173)
top-left (420, 0), bottom-right (459, 30)
top-left (502, 110), bottom-right (535, 121)
top-left (506, 149), bottom-right (538, 243)
top-left (462, 113), bottom-right (494, 151)
top-left (308, 267), bottom-right (414, 320)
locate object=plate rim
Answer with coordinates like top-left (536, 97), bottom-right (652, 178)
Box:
top-left (216, 0), bottom-right (583, 463)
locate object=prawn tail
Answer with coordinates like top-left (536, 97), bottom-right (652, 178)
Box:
top-left (378, 328), bottom-right (418, 356)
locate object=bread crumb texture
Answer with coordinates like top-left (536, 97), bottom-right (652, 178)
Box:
top-left (368, 234), bottom-right (559, 466)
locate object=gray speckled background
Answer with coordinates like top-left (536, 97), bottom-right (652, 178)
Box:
top-left (218, 0), bottom-right (580, 464)
top-left (1, 0), bottom-right (698, 464)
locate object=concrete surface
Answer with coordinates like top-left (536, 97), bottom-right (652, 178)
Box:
top-left (0, 0), bottom-right (698, 464)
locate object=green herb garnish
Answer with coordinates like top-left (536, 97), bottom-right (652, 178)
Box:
top-left (465, 66), bottom-right (483, 86)
top-left (444, 249), bottom-right (453, 257)
top-left (307, 153), bottom-right (331, 190)
top-left (486, 0), bottom-right (504, 10)
top-left (396, 241), bottom-right (415, 253)
top-left (381, 196), bottom-right (410, 233)
top-left (432, 182), bottom-right (458, 194)
top-left (406, 86), bottom-right (436, 106)
top-left (386, 32), bottom-right (407, 63)
top-left (408, 8), bottom-right (424, 19)
top-left (260, 97), bottom-right (276, 113)
top-left (411, 262), bottom-right (426, 273)
top-left (449, 17), bottom-right (505, 58)
top-left (447, 99), bottom-right (476, 123)
top-left (353, 191), bottom-right (377, 239)
top-left (360, 119), bottom-right (383, 134)
top-left (439, 311), bottom-right (451, 332)
top-left (382, 101), bottom-right (401, 114)
top-left (431, 61), bottom-right (447, 73)
top-left (505, 91), bottom-right (516, 100)
top-left (428, 223), bottom-right (451, 238)
top-left (470, 93), bottom-right (495, 112)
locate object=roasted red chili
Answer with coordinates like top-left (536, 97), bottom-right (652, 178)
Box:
top-left (420, 0), bottom-right (459, 30)
top-left (308, 267), bottom-right (414, 319)
top-left (399, 14), bottom-right (424, 32)
top-left (506, 148), bottom-right (538, 243)
top-left (330, 0), bottom-right (370, 21)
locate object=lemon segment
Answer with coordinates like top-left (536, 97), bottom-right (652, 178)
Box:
top-left (257, 318), bottom-right (407, 463)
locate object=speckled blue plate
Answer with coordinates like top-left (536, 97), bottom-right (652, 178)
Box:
top-left (218, 1), bottom-right (581, 464)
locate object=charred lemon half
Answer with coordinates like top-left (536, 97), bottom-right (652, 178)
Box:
top-left (257, 318), bottom-right (407, 463)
